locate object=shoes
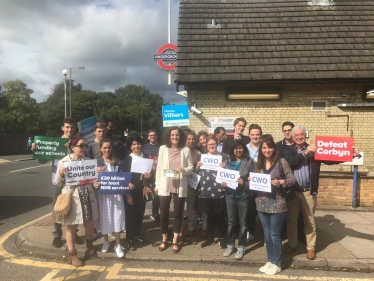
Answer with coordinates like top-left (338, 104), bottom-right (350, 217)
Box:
top-left (133, 236), bottom-right (145, 243)
top-left (223, 244), bottom-right (234, 257)
top-left (172, 243), bottom-right (180, 254)
top-left (218, 238), bottom-right (227, 249)
top-left (128, 240), bottom-right (136, 251)
top-left (307, 249), bottom-right (316, 260)
top-left (150, 215), bottom-right (160, 222)
top-left (159, 240), bottom-right (167, 251)
top-left (235, 247), bottom-right (244, 260)
top-left (283, 244), bottom-right (296, 254)
top-left (85, 239), bottom-right (97, 258)
top-left (67, 249), bottom-right (84, 267)
top-left (246, 232), bottom-right (255, 244)
top-left (201, 238), bottom-right (215, 249)
top-left (75, 234), bottom-right (85, 245)
top-left (114, 244), bottom-right (125, 258)
top-left (259, 262), bottom-right (273, 273)
top-left (52, 237), bottom-right (62, 248)
top-left (265, 264), bottom-right (281, 275)
top-left (101, 241), bottom-right (110, 253)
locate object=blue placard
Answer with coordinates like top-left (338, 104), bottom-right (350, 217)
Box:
top-left (77, 116), bottom-right (97, 142)
top-left (97, 172), bottom-right (131, 195)
top-left (162, 104), bottom-right (189, 127)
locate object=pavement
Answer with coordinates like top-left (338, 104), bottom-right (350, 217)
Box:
top-left (15, 207), bottom-right (374, 271)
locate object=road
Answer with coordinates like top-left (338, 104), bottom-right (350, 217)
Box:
top-left (0, 156), bottom-right (373, 280)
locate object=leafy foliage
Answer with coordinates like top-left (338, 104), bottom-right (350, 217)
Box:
top-left (0, 80), bottom-right (164, 137)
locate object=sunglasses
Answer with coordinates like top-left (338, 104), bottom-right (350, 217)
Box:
top-left (74, 143), bottom-right (88, 149)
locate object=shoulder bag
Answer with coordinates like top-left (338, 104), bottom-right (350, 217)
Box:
top-left (278, 159), bottom-right (296, 201)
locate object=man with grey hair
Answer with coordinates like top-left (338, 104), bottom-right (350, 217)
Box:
top-left (283, 125), bottom-right (319, 260)
top-left (283, 125), bottom-right (358, 260)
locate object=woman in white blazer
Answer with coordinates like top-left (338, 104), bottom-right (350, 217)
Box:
top-left (155, 126), bottom-right (193, 254)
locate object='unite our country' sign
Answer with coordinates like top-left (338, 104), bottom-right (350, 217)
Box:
top-left (314, 136), bottom-right (354, 162)
top-left (162, 104), bottom-right (189, 127)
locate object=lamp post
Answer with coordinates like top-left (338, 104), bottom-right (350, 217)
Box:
top-left (69, 66), bottom-right (85, 117)
top-left (141, 103), bottom-right (149, 137)
top-left (62, 69), bottom-right (68, 117)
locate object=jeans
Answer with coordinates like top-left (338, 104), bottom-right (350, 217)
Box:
top-left (207, 212), bottom-right (226, 239)
top-left (52, 185), bottom-right (63, 238)
top-left (258, 211), bottom-right (288, 267)
top-left (247, 195), bottom-right (257, 233)
top-left (226, 195), bottom-right (249, 248)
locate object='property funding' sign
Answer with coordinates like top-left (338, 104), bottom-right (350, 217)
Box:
top-left (33, 136), bottom-right (68, 159)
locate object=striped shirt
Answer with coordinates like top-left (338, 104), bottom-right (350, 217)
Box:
top-left (293, 145), bottom-right (310, 188)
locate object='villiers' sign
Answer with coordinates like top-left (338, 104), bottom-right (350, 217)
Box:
top-left (32, 136), bottom-right (68, 159)
top-left (314, 136), bottom-right (354, 162)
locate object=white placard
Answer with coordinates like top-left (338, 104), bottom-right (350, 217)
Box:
top-left (249, 172), bottom-right (271, 193)
top-left (186, 172), bottom-right (201, 190)
top-left (164, 169), bottom-right (175, 178)
top-left (130, 157), bottom-right (154, 173)
top-left (215, 167), bottom-right (240, 189)
top-left (64, 159), bottom-right (98, 185)
top-left (208, 117), bottom-right (238, 134)
top-left (200, 154), bottom-right (222, 171)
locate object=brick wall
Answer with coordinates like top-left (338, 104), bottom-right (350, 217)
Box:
top-left (186, 82), bottom-right (374, 172)
top-left (185, 82), bottom-right (374, 206)
top-left (318, 173), bottom-right (374, 207)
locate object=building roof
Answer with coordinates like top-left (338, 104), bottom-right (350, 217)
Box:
top-left (175, 0), bottom-right (374, 84)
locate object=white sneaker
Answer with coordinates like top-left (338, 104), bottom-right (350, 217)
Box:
top-left (101, 241), bottom-right (110, 253)
top-left (265, 264), bottom-right (281, 275)
top-left (259, 262), bottom-right (273, 273)
top-left (223, 244), bottom-right (235, 257)
top-left (115, 244), bottom-right (125, 258)
top-left (235, 248), bottom-right (244, 260)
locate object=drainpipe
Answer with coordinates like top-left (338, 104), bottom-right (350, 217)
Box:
top-left (352, 165), bottom-right (358, 208)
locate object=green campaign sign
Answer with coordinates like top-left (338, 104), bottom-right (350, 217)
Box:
top-left (33, 136), bottom-right (68, 159)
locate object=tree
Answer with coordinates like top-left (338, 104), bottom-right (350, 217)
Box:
top-left (0, 80), bottom-right (39, 134)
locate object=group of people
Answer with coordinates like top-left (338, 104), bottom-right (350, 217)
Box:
top-left (36, 116), bottom-right (359, 276)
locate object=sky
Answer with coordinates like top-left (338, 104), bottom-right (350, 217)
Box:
top-left (0, 0), bottom-right (185, 104)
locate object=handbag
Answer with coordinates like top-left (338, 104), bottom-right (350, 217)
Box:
top-left (278, 159), bottom-right (296, 201)
top-left (142, 178), bottom-right (155, 202)
top-left (53, 191), bottom-right (73, 222)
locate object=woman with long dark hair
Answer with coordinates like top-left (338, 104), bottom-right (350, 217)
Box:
top-left (253, 134), bottom-right (295, 275)
top-left (221, 139), bottom-right (255, 260)
top-left (94, 139), bottom-right (129, 258)
top-left (155, 126), bottom-right (193, 254)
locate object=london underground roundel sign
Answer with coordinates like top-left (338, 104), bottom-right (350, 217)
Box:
top-left (154, 43), bottom-right (177, 71)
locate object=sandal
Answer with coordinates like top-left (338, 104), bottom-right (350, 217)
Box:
top-left (172, 243), bottom-right (180, 254)
top-left (159, 240), bottom-right (167, 251)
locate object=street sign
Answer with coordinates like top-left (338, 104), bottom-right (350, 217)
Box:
top-left (154, 43), bottom-right (177, 71)
top-left (162, 104), bottom-right (189, 127)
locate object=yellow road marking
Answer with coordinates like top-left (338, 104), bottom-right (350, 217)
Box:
top-left (40, 269), bottom-right (63, 281)
top-left (106, 263), bottom-right (123, 280)
top-left (0, 159), bottom-right (11, 164)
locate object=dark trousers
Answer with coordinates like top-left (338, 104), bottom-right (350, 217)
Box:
top-left (159, 194), bottom-right (185, 234)
top-left (226, 195), bottom-right (249, 248)
top-left (152, 194), bottom-right (160, 216)
top-left (207, 212), bottom-right (226, 240)
top-left (247, 195), bottom-right (257, 233)
top-left (52, 185), bottom-right (63, 238)
top-left (124, 192), bottom-right (146, 240)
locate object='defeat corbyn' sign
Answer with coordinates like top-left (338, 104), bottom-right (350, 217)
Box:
top-left (314, 136), bottom-right (354, 162)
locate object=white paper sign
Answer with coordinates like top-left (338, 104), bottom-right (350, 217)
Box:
top-left (64, 159), bottom-right (98, 185)
top-left (186, 172), bottom-right (201, 190)
top-left (200, 154), bottom-right (222, 170)
top-left (249, 172), bottom-right (271, 193)
top-left (215, 167), bottom-right (240, 189)
top-left (130, 157), bottom-right (154, 174)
